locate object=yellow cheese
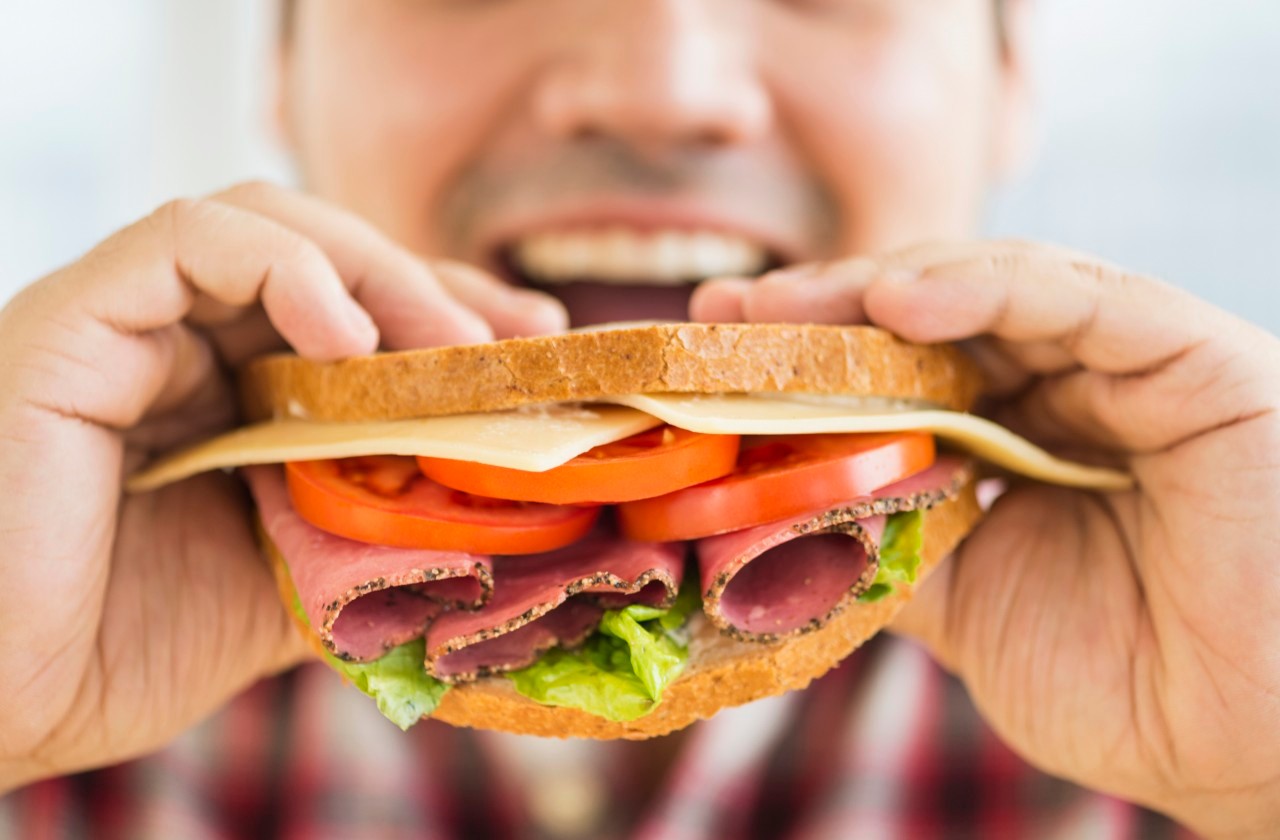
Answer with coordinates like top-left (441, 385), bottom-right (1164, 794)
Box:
top-left (597, 393), bottom-right (1133, 491)
top-left (129, 391), bottom-right (1132, 494)
top-left (126, 404), bottom-right (662, 493)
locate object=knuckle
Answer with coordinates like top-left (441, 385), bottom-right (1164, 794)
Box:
top-left (269, 229), bottom-right (328, 276)
top-left (962, 250), bottom-right (1028, 288)
top-left (1066, 258), bottom-right (1123, 288)
top-left (148, 197), bottom-right (198, 234)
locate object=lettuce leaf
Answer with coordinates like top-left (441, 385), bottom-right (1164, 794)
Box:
top-left (507, 582), bottom-right (700, 722)
top-left (858, 509), bottom-right (925, 603)
top-left (282, 566), bottom-right (448, 730)
top-left (326, 639), bottom-right (448, 730)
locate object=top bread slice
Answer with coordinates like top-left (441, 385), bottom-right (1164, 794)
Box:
top-left (240, 323), bottom-right (982, 422)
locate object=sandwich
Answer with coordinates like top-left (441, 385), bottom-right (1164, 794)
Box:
top-left (129, 323), bottom-right (1129, 738)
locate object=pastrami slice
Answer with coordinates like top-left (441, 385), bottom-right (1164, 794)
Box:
top-left (245, 465), bottom-right (494, 661)
top-left (428, 600), bottom-right (604, 682)
top-left (326, 589), bottom-right (442, 662)
top-left (696, 457), bottom-right (972, 643)
top-left (426, 532), bottom-right (685, 682)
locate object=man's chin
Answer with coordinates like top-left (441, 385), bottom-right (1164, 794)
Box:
top-left (534, 282), bottom-right (698, 328)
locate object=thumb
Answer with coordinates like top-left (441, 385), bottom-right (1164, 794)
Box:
top-left (890, 486), bottom-right (1093, 682)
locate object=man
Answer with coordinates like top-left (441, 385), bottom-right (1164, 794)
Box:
top-left (1, 1), bottom-right (1277, 837)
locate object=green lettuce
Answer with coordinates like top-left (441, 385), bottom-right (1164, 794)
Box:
top-left (858, 509), bottom-right (925, 603)
top-left (507, 582), bottom-right (700, 722)
top-left (283, 569), bottom-right (449, 730)
top-left (324, 639), bottom-right (449, 731)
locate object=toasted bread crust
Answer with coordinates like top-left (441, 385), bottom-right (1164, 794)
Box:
top-left (263, 479), bottom-right (980, 740)
top-left (240, 324), bottom-right (982, 422)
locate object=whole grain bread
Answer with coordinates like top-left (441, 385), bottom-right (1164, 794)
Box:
top-left (240, 323), bottom-right (982, 423)
top-left (263, 479), bottom-right (980, 740)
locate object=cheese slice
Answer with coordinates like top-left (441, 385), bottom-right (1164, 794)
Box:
top-left (129, 391), bottom-right (1133, 494)
top-left (126, 404), bottom-right (662, 493)
top-left (596, 393), bottom-right (1133, 491)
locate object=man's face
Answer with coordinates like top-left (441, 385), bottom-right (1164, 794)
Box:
top-left (282, 0), bottom-right (1020, 324)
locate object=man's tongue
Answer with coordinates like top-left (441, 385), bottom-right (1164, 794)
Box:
top-left (546, 282), bottom-right (697, 327)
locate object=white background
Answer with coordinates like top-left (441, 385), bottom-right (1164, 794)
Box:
top-left (2, 0), bottom-right (1277, 330)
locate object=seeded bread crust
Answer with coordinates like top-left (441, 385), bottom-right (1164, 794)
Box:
top-left (239, 324), bottom-right (982, 422)
top-left (263, 480), bottom-right (980, 740)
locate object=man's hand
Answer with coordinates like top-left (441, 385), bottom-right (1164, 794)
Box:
top-left (693, 241), bottom-right (1280, 838)
top-left (0, 182), bottom-right (566, 792)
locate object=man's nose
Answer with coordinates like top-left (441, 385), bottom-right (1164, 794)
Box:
top-left (532, 0), bottom-right (771, 151)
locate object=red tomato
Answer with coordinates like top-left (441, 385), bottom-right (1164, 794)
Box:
top-left (285, 456), bottom-right (599, 554)
top-left (416, 426), bottom-right (741, 504)
top-left (617, 432), bottom-right (935, 541)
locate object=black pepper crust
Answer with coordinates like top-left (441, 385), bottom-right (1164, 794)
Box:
top-left (320, 562), bottom-right (494, 661)
top-left (704, 460), bottom-right (974, 644)
top-left (425, 565), bottom-right (681, 683)
top-left (433, 612), bottom-right (602, 684)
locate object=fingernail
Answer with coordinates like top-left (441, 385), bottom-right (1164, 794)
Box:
top-left (455, 306), bottom-right (495, 343)
top-left (522, 295), bottom-right (570, 335)
top-left (345, 303), bottom-right (379, 345)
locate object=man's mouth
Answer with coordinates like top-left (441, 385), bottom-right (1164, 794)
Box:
top-left (494, 226), bottom-right (785, 325)
top-left (511, 228), bottom-right (770, 286)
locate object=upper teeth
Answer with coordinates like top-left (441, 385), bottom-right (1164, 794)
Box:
top-left (512, 228), bottom-right (769, 285)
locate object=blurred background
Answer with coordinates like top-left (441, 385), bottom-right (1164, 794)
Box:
top-left (2, 0), bottom-right (1277, 329)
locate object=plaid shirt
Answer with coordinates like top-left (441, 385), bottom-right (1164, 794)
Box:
top-left (2, 635), bottom-right (1190, 840)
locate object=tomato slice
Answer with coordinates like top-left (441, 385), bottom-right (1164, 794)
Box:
top-left (617, 432), bottom-right (935, 542)
top-left (416, 426), bottom-right (741, 504)
top-left (285, 456), bottom-right (599, 554)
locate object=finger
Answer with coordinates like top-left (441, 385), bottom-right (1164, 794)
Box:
top-left (693, 240), bottom-right (1052, 327)
top-left (692, 246), bottom-right (991, 326)
top-left (745, 259), bottom-right (878, 324)
top-left (78, 198), bottom-right (379, 357)
top-left (689, 277), bottom-right (750, 322)
top-left (985, 337), bottom-right (1078, 379)
top-left (431, 260), bottom-right (567, 339)
top-left (8, 198), bottom-right (378, 431)
top-left (997, 334), bottom-right (1277, 454)
top-left (696, 245), bottom-right (1031, 328)
top-left (955, 338), bottom-right (1036, 398)
top-left (862, 242), bottom-right (1279, 453)
top-left (214, 182), bottom-right (493, 349)
top-left (692, 259), bottom-right (879, 325)
top-left (862, 245), bottom-right (1218, 375)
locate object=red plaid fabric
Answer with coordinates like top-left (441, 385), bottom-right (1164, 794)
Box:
top-left (2, 636), bottom-right (1192, 839)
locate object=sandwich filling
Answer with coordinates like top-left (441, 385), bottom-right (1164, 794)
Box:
top-left (247, 425), bottom-right (967, 728)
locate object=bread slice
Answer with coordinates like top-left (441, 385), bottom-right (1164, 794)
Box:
top-left (262, 479), bottom-right (980, 740)
top-left (240, 324), bottom-right (982, 422)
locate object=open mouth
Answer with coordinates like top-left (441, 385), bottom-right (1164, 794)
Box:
top-left (494, 227), bottom-right (786, 326)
